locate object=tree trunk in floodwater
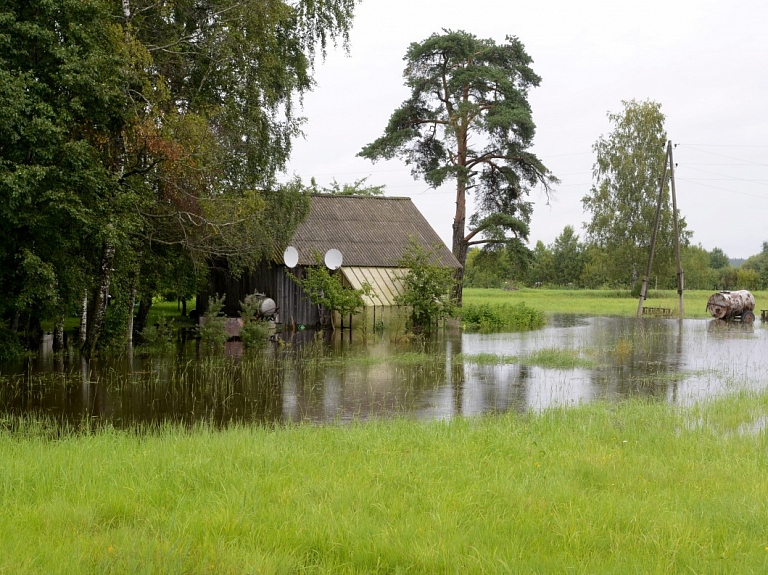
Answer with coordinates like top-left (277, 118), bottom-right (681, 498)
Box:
top-left (135, 292), bottom-right (153, 338)
top-left (81, 241), bottom-right (115, 358)
top-left (79, 292), bottom-right (88, 345)
top-left (451, 240), bottom-right (467, 306)
top-left (53, 313), bottom-right (65, 352)
top-left (126, 286), bottom-right (136, 343)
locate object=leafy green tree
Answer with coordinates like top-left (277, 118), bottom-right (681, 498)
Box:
top-left (395, 240), bottom-right (456, 331)
top-left (506, 240), bottom-right (534, 286)
top-left (309, 176), bottom-right (386, 196)
top-left (551, 226), bottom-right (584, 287)
top-left (680, 244), bottom-right (716, 290)
top-left (0, 0), bottom-right (133, 353)
top-left (582, 100), bottom-right (691, 293)
top-left (463, 247), bottom-right (511, 288)
top-left (709, 247), bottom-right (730, 270)
top-left (528, 241), bottom-right (555, 286)
top-left (716, 266), bottom-right (738, 290)
top-left (0, 0), bottom-right (356, 355)
top-left (464, 239), bottom-right (532, 288)
top-left (579, 246), bottom-right (611, 289)
top-left (737, 268), bottom-right (761, 291)
top-left (741, 241), bottom-right (768, 289)
top-left (358, 30), bottom-right (556, 303)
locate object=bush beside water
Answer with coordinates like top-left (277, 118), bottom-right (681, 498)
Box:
top-left (461, 301), bottom-right (544, 332)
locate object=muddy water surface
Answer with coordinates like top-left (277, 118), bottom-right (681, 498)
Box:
top-left (1, 316), bottom-right (766, 428)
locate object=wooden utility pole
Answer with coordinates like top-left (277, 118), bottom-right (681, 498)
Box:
top-left (668, 144), bottom-right (685, 317)
top-left (637, 141), bottom-right (684, 318)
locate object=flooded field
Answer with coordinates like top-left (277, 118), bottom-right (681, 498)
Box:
top-left (1, 315), bottom-right (767, 428)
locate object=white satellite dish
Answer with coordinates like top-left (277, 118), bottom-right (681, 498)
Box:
top-left (283, 246), bottom-right (299, 268)
top-left (324, 248), bottom-right (343, 270)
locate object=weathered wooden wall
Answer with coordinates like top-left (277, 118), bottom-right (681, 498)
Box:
top-left (196, 261), bottom-right (321, 328)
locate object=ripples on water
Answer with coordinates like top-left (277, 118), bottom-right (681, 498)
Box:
top-left (1, 316), bottom-right (767, 428)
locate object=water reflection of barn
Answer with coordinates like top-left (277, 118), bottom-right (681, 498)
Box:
top-left (197, 195), bottom-right (460, 329)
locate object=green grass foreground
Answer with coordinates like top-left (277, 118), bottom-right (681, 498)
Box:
top-left (463, 288), bottom-right (768, 319)
top-left (3, 394), bottom-right (768, 573)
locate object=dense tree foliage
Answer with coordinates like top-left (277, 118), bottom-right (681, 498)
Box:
top-left (358, 30), bottom-right (556, 303)
top-left (582, 100), bottom-right (691, 293)
top-left (0, 0), bottom-right (357, 355)
top-left (308, 176), bottom-right (385, 196)
top-left (464, 225), bottom-right (764, 292)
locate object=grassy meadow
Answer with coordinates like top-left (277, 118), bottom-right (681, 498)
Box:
top-left (463, 287), bottom-right (768, 319)
top-left (10, 287), bottom-right (768, 572)
top-left (2, 392), bottom-right (768, 573)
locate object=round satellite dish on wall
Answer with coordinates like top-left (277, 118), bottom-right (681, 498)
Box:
top-left (283, 246), bottom-right (299, 268)
top-left (324, 248), bottom-right (343, 270)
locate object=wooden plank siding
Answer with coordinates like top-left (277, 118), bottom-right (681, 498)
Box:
top-left (195, 195), bottom-right (461, 330)
top-left (196, 260), bottom-right (321, 328)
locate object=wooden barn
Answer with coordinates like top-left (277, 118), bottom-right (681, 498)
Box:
top-left (197, 194), bottom-right (461, 329)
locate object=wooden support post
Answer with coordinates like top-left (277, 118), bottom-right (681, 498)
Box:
top-left (668, 144), bottom-right (685, 318)
top-left (637, 142), bottom-right (670, 317)
top-left (636, 140), bottom-right (685, 319)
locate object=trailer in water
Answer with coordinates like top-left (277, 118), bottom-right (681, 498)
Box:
top-left (706, 290), bottom-right (756, 322)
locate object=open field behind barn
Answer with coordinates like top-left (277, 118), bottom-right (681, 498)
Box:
top-left (464, 288), bottom-right (768, 319)
top-left (2, 391), bottom-right (768, 573)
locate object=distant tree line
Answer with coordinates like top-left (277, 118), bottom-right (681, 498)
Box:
top-left (465, 231), bottom-right (768, 292)
top-left (465, 99), bottom-right (767, 294)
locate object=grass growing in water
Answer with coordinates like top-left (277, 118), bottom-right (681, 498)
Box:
top-left (460, 301), bottom-right (544, 332)
top-left (2, 392), bottom-right (768, 573)
top-left (457, 347), bottom-right (600, 369)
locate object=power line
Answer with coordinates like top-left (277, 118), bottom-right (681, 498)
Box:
top-left (678, 165), bottom-right (768, 187)
top-left (675, 177), bottom-right (768, 200)
top-left (676, 144), bottom-right (768, 148)
top-left (676, 145), bottom-right (768, 167)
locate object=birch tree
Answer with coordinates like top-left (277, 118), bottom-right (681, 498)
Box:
top-left (582, 99), bottom-right (691, 293)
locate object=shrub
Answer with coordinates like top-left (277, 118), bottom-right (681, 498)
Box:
top-left (289, 254), bottom-right (370, 330)
top-left (198, 295), bottom-right (228, 346)
top-left (461, 302), bottom-right (544, 333)
top-left (139, 316), bottom-right (174, 349)
top-left (239, 292), bottom-right (271, 349)
top-left (395, 239), bottom-right (455, 331)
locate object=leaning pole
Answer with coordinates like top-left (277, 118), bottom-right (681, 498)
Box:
top-left (637, 141), bottom-right (684, 319)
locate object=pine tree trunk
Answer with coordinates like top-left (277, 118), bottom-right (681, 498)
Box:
top-left (451, 177), bottom-right (468, 305)
top-left (451, 118), bottom-right (469, 306)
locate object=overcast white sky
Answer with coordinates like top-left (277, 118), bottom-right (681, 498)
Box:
top-left (284, 0), bottom-right (768, 260)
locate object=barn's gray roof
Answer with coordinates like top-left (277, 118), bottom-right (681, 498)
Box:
top-left (288, 195), bottom-right (461, 269)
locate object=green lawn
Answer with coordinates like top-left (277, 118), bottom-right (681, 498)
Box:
top-left (2, 392), bottom-right (768, 573)
top-left (463, 287), bottom-right (768, 319)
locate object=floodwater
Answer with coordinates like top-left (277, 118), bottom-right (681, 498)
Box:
top-left (1, 316), bottom-right (767, 428)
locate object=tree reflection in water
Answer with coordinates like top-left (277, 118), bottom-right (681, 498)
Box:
top-left (2, 317), bottom-right (768, 429)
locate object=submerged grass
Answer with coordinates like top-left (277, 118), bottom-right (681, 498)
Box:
top-left (456, 347), bottom-right (600, 369)
top-left (2, 392), bottom-right (768, 573)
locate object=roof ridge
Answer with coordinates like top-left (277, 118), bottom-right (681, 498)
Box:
top-left (308, 194), bottom-right (411, 200)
